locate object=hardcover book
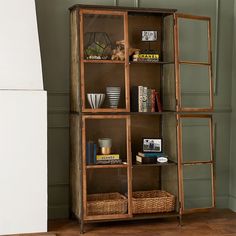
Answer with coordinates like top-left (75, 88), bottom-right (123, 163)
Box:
top-left (136, 155), bottom-right (157, 164)
top-left (96, 154), bottom-right (120, 160)
top-left (96, 159), bottom-right (122, 165)
top-left (155, 92), bottom-right (163, 112)
top-left (86, 141), bottom-right (97, 164)
top-left (138, 152), bottom-right (168, 158)
top-left (131, 86), bottom-right (144, 112)
top-left (142, 86), bottom-right (148, 112)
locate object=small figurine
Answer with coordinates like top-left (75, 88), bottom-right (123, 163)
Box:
top-left (111, 40), bottom-right (125, 61)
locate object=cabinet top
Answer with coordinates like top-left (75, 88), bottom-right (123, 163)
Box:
top-left (69, 4), bottom-right (177, 15)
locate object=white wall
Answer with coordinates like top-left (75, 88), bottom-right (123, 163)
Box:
top-left (0, 0), bottom-right (43, 90)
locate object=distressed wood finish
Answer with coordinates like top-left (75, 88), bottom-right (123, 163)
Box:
top-left (69, 4), bottom-right (215, 231)
top-left (70, 10), bottom-right (80, 112)
top-left (70, 114), bottom-right (82, 219)
top-left (83, 59), bottom-right (125, 64)
top-left (124, 12), bottom-right (130, 112)
top-left (126, 116), bottom-right (132, 216)
top-left (79, 11), bottom-right (85, 112)
top-left (86, 164), bottom-right (128, 169)
top-left (69, 4), bottom-right (177, 14)
top-left (176, 114), bottom-right (184, 215)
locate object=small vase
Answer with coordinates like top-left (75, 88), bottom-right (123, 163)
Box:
top-left (98, 138), bottom-right (112, 155)
top-left (106, 87), bottom-right (121, 109)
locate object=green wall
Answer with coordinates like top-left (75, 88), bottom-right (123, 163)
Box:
top-left (230, 0), bottom-right (236, 211)
top-left (35, 0), bottom-right (234, 218)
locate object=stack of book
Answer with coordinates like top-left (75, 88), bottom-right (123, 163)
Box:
top-left (96, 154), bottom-right (122, 165)
top-left (131, 86), bottom-right (162, 112)
top-left (136, 152), bottom-right (168, 164)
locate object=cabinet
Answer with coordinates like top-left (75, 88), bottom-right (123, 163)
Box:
top-left (69, 4), bottom-right (215, 233)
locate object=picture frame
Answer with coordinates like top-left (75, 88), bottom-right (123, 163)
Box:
top-left (142, 138), bottom-right (162, 153)
top-left (141, 30), bottom-right (158, 42)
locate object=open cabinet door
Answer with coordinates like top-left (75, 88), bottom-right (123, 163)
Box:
top-left (177, 115), bottom-right (215, 213)
top-left (174, 14), bottom-right (213, 112)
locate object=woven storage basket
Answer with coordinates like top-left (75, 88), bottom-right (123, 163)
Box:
top-left (132, 190), bottom-right (175, 214)
top-left (87, 192), bottom-right (128, 215)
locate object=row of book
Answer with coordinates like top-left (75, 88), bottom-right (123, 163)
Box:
top-left (131, 86), bottom-right (162, 112)
top-left (136, 152), bottom-right (168, 164)
top-left (86, 141), bottom-right (122, 165)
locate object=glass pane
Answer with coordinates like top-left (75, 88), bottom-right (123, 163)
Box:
top-left (86, 168), bottom-right (128, 216)
top-left (84, 64), bottom-right (126, 109)
top-left (83, 14), bottom-right (124, 60)
top-left (163, 64), bottom-right (176, 111)
top-left (85, 118), bottom-right (127, 165)
top-left (163, 15), bottom-right (174, 62)
top-left (131, 115), bottom-right (161, 163)
top-left (178, 18), bottom-right (209, 62)
top-left (183, 165), bottom-right (213, 209)
top-left (181, 118), bottom-right (211, 162)
top-left (180, 64), bottom-right (211, 108)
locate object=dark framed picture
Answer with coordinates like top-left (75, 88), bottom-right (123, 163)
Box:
top-left (142, 138), bottom-right (162, 153)
top-left (141, 30), bottom-right (158, 42)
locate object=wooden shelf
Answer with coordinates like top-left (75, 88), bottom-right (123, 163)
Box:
top-left (129, 61), bottom-right (174, 64)
top-left (77, 111), bottom-right (214, 115)
top-left (86, 164), bottom-right (128, 169)
top-left (82, 59), bottom-right (125, 64)
top-left (81, 111), bottom-right (174, 115)
top-left (84, 213), bottom-right (131, 222)
top-left (133, 160), bottom-right (177, 167)
top-left (84, 211), bottom-right (179, 223)
top-left (82, 108), bottom-right (129, 113)
top-left (133, 211), bottom-right (179, 220)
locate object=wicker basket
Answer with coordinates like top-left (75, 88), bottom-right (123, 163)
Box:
top-left (132, 190), bottom-right (175, 214)
top-left (87, 192), bottom-right (128, 215)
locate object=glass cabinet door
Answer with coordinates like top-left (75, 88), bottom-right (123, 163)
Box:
top-left (79, 10), bottom-right (129, 112)
top-left (177, 115), bottom-right (215, 213)
top-left (175, 14), bottom-right (213, 111)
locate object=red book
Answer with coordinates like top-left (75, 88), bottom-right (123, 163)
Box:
top-left (151, 89), bottom-right (156, 112)
top-left (155, 92), bottom-right (163, 112)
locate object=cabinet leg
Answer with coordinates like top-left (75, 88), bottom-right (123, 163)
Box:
top-left (80, 219), bottom-right (84, 234)
top-left (178, 215), bottom-right (183, 226)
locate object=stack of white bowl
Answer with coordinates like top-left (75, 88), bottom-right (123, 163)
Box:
top-left (106, 87), bottom-right (121, 108)
top-left (87, 93), bottom-right (105, 109)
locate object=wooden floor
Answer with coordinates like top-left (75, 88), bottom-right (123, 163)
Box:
top-left (21, 209), bottom-right (236, 236)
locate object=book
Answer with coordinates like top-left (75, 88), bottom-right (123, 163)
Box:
top-left (147, 88), bottom-right (152, 112)
top-left (138, 86), bottom-right (143, 112)
top-left (96, 154), bottom-right (120, 160)
top-left (131, 86), bottom-right (138, 112)
top-left (138, 152), bottom-right (168, 158)
top-left (131, 86), bottom-right (144, 112)
top-left (151, 89), bottom-right (156, 112)
top-left (155, 92), bottom-right (163, 112)
top-left (142, 86), bottom-right (148, 112)
top-left (86, 141), bottom-right (96, 164)
top-left (93, 143), bottom-right (97, 164)
top-left (96, 159), bottom-right (123, 165)
top-left (136, 155), bottom-right (157, 164)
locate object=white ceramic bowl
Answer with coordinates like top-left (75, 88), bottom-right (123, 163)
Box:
top-left (87, 93), bottom-right (105, 109)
